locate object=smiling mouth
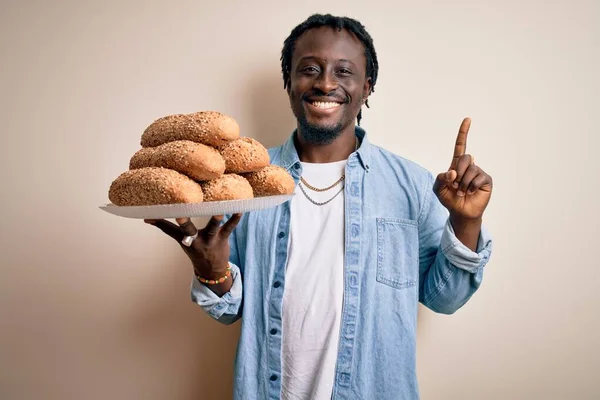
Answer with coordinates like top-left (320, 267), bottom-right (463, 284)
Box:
top-left (309, 101), bottom-right (343, 110)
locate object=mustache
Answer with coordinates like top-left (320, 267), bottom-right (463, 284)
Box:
top-left (301, 91), bottom-right (350, 104)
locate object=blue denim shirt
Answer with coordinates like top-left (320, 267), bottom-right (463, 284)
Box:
top-left (191, 127), bottom-right (493, 400)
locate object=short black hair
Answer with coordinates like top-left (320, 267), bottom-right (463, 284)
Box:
top-left (280, 13), bottom-right (379, 126)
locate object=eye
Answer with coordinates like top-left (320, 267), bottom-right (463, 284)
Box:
top-left (337, 68), bottom-right (352, 75)
top-left (301, 66), bottom-right (319, 74)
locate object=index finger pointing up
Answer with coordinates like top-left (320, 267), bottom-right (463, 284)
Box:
top-left (450, 117), bottom-right (471, 170)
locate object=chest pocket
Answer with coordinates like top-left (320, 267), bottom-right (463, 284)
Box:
top-left (376, 218), bottom-right (419, 290)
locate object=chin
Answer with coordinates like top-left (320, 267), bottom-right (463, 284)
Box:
top-left (298, 117), bottom-right (344, 145)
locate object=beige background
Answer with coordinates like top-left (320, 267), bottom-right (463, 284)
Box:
top-left (1, 0), bottom-right (598, 399)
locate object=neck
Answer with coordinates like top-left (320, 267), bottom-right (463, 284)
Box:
top-left (295, 127), bottom-right (357, 163)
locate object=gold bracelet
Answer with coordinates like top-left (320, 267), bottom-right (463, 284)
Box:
top-left (197, 266), bottom-right (232, 285)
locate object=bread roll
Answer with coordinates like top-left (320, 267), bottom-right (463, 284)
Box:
top-left (219, 137), bottom-right (270, 174)
top-left (200, 174), bottom-right (254, 202)
top-left (108, 167), bottom-right (204, 206)
top-left (141, 111), bottom-right (239, 148)
top-left (129, 140), bottom-right (225, 181)
top-left (188, 111), bottom-right (240, 144)
top-left (242, 165), bottom-right (295, 197)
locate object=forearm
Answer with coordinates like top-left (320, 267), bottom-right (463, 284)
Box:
top-left (195, 266), bottom-right (234, 297)
top-left (191, 263), bottom-right (243, 325)
top-left (419, 219), bottom-right (492, 314)
top-left (449, 215), bottom-right (482, 252)
top-left (208, 280), bottom-right (233, 296)
top-left (420, 251), bottom-right (484, 314)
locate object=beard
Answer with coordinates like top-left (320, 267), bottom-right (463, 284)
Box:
top-left (297, 115), bottom-right (344, 145)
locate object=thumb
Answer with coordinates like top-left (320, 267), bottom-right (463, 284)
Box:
top-left (445, 169), bottom-right (457, 182)
top-left (433, 170), bottom-right (456, 193)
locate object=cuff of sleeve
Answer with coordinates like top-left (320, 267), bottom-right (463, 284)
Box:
top-left (190, 263), bottom-right (242, 319)
top-left (441, 219), bottom-right (493, 273)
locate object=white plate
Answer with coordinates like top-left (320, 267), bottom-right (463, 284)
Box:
top-left (99, 194), bottom-right (294, 219)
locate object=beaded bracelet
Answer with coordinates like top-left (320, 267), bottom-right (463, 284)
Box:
top-left (197, 266), bottom-right (232, 285)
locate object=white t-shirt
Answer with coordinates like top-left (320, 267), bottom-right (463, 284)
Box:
top-left (281, 160), bottom-right (346, 400)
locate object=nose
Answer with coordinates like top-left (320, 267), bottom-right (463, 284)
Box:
top-left (313, 70), bottom-right (338, 94)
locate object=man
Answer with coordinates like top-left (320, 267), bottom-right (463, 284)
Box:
top-left (145, 13), bottom-right (493, 400)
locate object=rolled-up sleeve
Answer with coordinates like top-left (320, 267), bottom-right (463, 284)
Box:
top-left (190, 263), bottom-right (243, 325)
top-left (440, 219), bottom-right (493, 273)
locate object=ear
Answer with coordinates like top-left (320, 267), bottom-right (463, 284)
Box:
top-left (362, 77), bottom-right (372, 101)
top-left (285, 78), bottom-right (292, 95)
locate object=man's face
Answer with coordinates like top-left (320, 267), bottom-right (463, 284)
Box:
top-left (287, 26), bottom-right (372, 145)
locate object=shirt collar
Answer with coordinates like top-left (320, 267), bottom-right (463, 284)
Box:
top-left (280, 126), bottom-right (372, 171)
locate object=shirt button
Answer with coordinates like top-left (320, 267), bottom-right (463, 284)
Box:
top-left (270, 328), bottom-right (277, 335)
top-left (273, 281), bottom-right (281, 288)
top-left (270, 375), bottom-right (278, 381)
top-left (294, 164), bottom-right (300, 169)
top-left (278, 232), bottom-right (285, 239)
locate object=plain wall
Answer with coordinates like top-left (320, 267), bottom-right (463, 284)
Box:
top-left (1, 0), bottom-right (598, 399)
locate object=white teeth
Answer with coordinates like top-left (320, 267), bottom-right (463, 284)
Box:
top-left (311, 101), bottom-right (341, 109)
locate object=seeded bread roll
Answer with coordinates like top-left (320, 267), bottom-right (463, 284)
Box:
top-left (108, 167), bottom-right (204, 206)
top-left (187, 111), bottom-right (240, 144)
top-left (218, 137), bottom-right (270, 174)
top-left (200, 174), bottom-right (254, 202)
top-left (141, 111), bottom-right (239, 148)
top-left (242, 165), bottom-right (295, 197)
top-left (129, 140), bottom-right (225, 181)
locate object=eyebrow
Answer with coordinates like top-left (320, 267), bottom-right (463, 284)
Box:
top-left (298, 56), bottom-right (357, 66)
